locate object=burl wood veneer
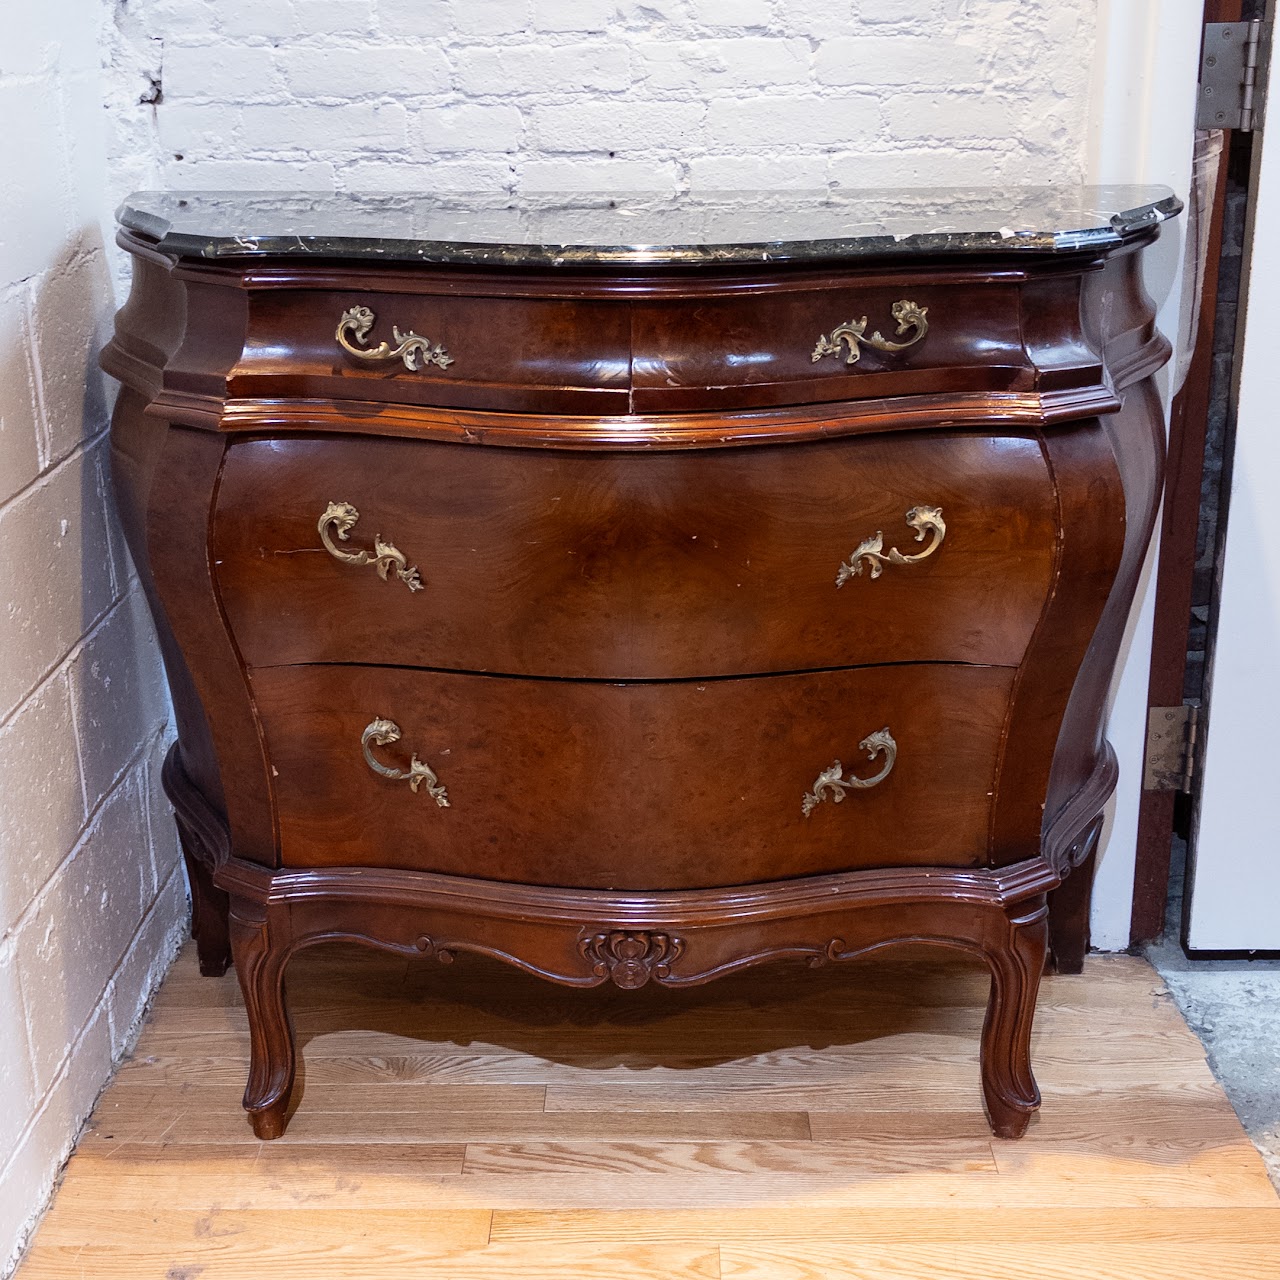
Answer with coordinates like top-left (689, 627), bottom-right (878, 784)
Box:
top-left (102, 189), bottom-right (1179, 1141)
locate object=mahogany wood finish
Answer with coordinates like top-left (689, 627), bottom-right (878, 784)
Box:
top-left (214, 431), bottom-right (1056, 678)
top-left (628, 280), bottom-right (1027, 412)
top-left (102, 227), bottom-right (1171, 1141)
top-left (253, 661), bottom-right (1013, 885)
top-left (170, 804), bottom-right (233, 978)
top-left (245, 288), bottom-right (631, 414)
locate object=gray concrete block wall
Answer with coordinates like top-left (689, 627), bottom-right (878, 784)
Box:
top-left (0, 5), bottom-right (186, 1275)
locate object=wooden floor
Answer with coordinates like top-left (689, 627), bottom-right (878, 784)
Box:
top-left (16, 942), bottom-right (1280, 1279)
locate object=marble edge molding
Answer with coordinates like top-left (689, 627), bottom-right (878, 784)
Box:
top-left (116, 188), bottom-right (1184, 267)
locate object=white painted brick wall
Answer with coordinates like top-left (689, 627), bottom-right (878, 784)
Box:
top-left (102, 0), bottom-right (1097, 203)
top-left (0, 4), bottom-right (186, 1275)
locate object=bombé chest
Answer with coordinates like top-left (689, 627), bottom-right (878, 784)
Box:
top-left (103, 188), bottom-right (1178, 1141)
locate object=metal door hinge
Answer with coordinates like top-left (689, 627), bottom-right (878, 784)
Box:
top-left (1198, 20), bottom-right (1269, 131)
top-left (1143, 704), bottom-right (1201, 793)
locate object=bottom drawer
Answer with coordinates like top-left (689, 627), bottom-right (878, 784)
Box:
top-left (251, 663), bottom-right (1013, 889)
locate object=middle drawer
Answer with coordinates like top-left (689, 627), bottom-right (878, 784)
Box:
top-left (213, 430), bottom-right (1057, 680)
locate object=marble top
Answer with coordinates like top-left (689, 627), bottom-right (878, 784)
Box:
top-left (118, 187), bottom-right (1181, 268)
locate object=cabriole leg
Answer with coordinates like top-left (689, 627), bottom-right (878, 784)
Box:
top-left (228, 900), bottom-right (296, 1140)
top-left (980, 902), bottom-right (1049, 1139)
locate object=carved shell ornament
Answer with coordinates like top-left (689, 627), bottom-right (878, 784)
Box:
top-left (812, 299), bottom-right (929, 365)
top-left (579, 931), bottom-right (685, 989)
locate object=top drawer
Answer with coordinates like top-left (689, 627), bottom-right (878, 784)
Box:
top-left (225, 279), bottom-right (1038, 416)
top-left (211, 429), bottom-right (1058, 680)
top-left (630, 283), bottom-right (1029, 412)
top-left (231, 289), bottom-right (632, 414)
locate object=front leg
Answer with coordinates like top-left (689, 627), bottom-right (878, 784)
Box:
top-left (979, 901), bottom-right (1049, 1139)
top-left (228, 899), bottom-right (296, 1140)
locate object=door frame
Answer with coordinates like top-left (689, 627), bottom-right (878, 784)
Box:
top-left (1178, 0), bottom-right (1280, 955)
top-left (1084, 0), bottom-right (1207, 950)
top-left (1128, 0), bottom-right (1279, 949)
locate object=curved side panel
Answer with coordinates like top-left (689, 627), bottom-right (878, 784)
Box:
top-left (1041, 242), bottom-right (1168, 869)
top-left (1083, 240), bottom-right (1174, 391)
top-left (990, 237), bottom-right (1168, 889)
top-left (104, 251), bottom-right (188, 398)
top-left (1036, 373), bottom-right (1165, 968)
top-left (145, 426), bottom-right (278, 867)
top-left (109, 387), bottom-right (225, 813)
top-left (987, 419), bottom-right (1129, 866)
top-left (989, 241), bottom-right (1167, 967)
top-left (1045, 378), bottom-right (1165, 821)
top-left (1018, 267), bottom-right (1105, 393)
top-left (106, 243), bottom-right (278, 872)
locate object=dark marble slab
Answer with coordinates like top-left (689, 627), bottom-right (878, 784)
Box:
top-left (118, 187), bottom-right (1182, 267)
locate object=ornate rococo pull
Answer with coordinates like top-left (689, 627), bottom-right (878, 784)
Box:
top-left (813, 299), bottom-right (929, 366)
top-left (318, 501), bottom-right (423, 593)
top-left (802, 728), bottom-right (897, 817)
top-left (336, 305), bottom-right (454, 372)
top-left (837, 505), bottom-right (945, 586)
top-left (361, 718), bottom-right (450, 808)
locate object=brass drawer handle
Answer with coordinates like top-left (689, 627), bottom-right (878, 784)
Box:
top-left (802, 728), bottom-right (896, 817)
top-left (361, 718), bottom-right (450, 808)
top-left (336, 305), bottom-right (454, 372)
top-left (837, 504), bottom-right (945, 585)
top-left (318, 501), bottom-right (423, 593)
top-left (812, 299), bottom-right (928, 366)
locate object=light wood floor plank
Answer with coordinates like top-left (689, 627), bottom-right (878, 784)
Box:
top-left (430, 1165), bottom-right (1278, 1208)
top-left (488, 1205), bottom-right (1280, 1245)
top-left (93, 1081), bottom-right (553, 1117)
top-left (31, 1207), bottom-right (493, 1251)
top-left (541, 1068), bottom-right (1217, 1113)
top-left (16, 1242), bottom-right (720, 1280)
top-left (718, 1242), bottom-right (1280, 1280)
top-left (459, 1137), bottom-right (997, 1177)
top-left (81, 1107), bottom-right (811, 1145)
top-left (14, 945), bottom-right (1280, 1280)
top-left (812, 1089), bottom-right (1244, 1142)
top-left (112, 1029), bottom-right (1207, 1086)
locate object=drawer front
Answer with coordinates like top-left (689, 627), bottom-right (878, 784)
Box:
top-left (254, 663), bottom-right (1012, 888)
top-left (213, 432), bottom-right (1057, 679)
top-left (630, 284), bottom-right (1028, 412)
top-left (233, 291), bottom-right (632, 413)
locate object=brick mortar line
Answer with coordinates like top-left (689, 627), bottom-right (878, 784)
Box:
top-left (1, 723), bottom-right (172, 949)
top-left (0, 422), bottom-right (112, 522)
top-left (0, 568), bottom-right (144, 735)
